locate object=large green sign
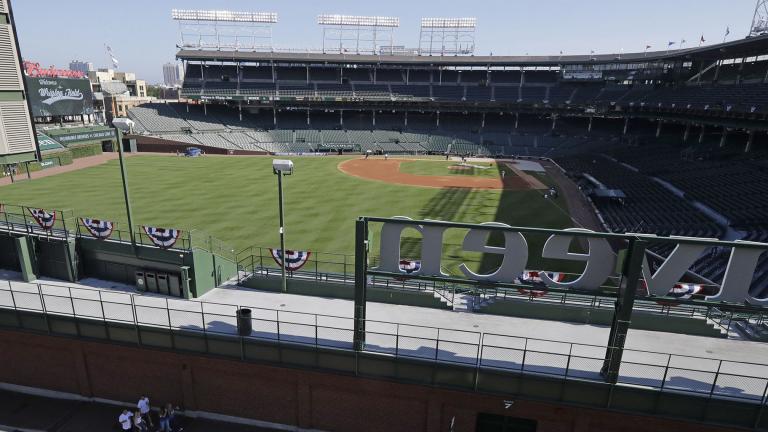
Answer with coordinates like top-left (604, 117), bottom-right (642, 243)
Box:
top-left (53, 129), bottom-right (115, 145)
top-left (26, 76), bottom-right (94, 117)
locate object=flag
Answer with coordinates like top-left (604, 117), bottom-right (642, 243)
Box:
top-left (700, 35), bottom-right (706, 43)
top-left (725, 27), bottom-right (730, 36)
top-left (645, 45), bottom-right (652, 50)
top-left (681, 39), bottom-right (686, 44)
top-left (106, 45), bottom-right (119, 69)
top-left (668, 41), bottom-right (676, 47)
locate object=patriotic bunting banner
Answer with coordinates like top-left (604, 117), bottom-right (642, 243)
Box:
top-left (394, 259), bottom-right (422, 280)
top-left (269, 249), bottom-right (311, 271)
top-left (517, 270), bottom-right (566, 297)
top-left (28, 208), bottom-right (56, 230)
top-left (142, 226), bottom-right (182, 249)
top-left (639, 280), bottom-right (706, 306)
top-left (655, 283), bottom-right (705, 306)
top-left (399, 259), bottom-right (422, 274)
top-left (80, 218), bottom-right (115, 240)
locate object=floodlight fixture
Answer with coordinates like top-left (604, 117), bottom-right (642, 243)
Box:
top-left (172, 9), bottom-right (278, 23)
top-left (112, 118), bottom-right (135, 133)
top-left (317, 14), bottom-right (399, 28)
top-left (420, 17), bottom-right (476, 29)
top-left (750, 0), bottom-right (768, 37)
top-left (418, 17), bottom-right (477, 55)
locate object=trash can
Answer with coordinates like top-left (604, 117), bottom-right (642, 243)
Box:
top-left (135, 271), bottom-right (146, 292)
top-left (236, 308), bottom-right (252, 336)
top-left (168, 274), bottom-right (181, 297)
top-left (145, 272), bottom-right (158, 293)
top-left (157, 273), bottom-right (169, 295)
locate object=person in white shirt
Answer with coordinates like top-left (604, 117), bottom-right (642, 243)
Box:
top-left (137, 396), bottom-right (153, 428)
top-left (118, 409), bottom-right (133, 431)
top-left (134, 409), bottom-right (148, 432)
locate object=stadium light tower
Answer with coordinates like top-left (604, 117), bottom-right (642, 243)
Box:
top-left (272, 159), bottom-right (294, 293)
top-left (171, 9), bottom-right (278, 51)
top-left (111, 118), bottom-right (136, 247)
top-left (750, 0), bottom-right (768, 37)
top-left (318, 14), bottom-right (400, 55)
top-left (419, 18), bottom-right (477, 56)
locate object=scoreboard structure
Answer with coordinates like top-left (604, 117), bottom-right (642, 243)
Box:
top-left (0, 0), bottom-right (38, 166)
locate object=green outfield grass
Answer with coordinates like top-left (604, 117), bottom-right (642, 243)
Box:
top-left (0, 155), bottom-right (580, 273)
top-left (398, 160), bottom-right (500, 178)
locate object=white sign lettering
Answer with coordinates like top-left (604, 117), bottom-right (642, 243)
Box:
top-left (374, 220), bottom-right (768, 306)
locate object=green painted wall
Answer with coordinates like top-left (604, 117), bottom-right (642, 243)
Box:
top-left (0, 151), bottom-right (37, 165)
top-left (0, 234), bottom-right (20, 272)
top-left (190, 249), bottom-right (236, 297)
top-left (14, 236), bottom-right (34, 282)
top-left (480, 299), bottom-right (726, 338)
top-left (78, 238), bottom-right (192, 296)
top-left (241, 274), bottom-right (451, 309)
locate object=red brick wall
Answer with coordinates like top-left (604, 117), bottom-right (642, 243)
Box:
top-left (0, 330), bottom-right (740, 432)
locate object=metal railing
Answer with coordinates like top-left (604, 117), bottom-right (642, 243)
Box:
top-left (236, 246), bottom-right (456, 305)
top-left (0, 204), bottom-right (75, 240)
top-left (1, 279), bottom-right (767, 405)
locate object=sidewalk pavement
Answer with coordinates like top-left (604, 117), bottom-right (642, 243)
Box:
top-left (0, 389), bottom-right (280, 432)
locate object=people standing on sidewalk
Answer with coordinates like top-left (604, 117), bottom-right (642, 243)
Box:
top-left (133, 409), bottom-right (148, 431)
top-left (158, 405), bottom-right (172, 432)
top-left (137, 395), bottom-right (154, 429)
top-left (118, 409), bottom-right (133, 431)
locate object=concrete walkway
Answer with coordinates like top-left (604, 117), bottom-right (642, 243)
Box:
top-left (3, 271), bottom-right (768, 402)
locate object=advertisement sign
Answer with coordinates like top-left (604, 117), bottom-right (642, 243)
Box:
top-left (25, 76), bottom-right (94, 117)
top-left (562, 71), bottom-right (604, 81)
top-left (53, 129), bottom-right (115, 145)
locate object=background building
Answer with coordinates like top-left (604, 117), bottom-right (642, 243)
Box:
top-left (88, 68), bottom-right (152, 119)
top-left (162, 62), bottom-right (183, 87)
top-left (68, 59), bottom-right (94, 75)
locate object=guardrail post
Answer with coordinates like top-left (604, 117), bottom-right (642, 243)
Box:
top-left (754, 380), bottom-right (768, 429)
top-left (37, 283), bottom-right (51, 333)
top-left (602, 238), bottom-right (647, 384)
top-left (353, 218), bottom-right (368, 351)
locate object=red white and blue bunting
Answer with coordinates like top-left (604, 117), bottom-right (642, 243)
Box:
top-left (80, 218), bottom-right (115, 240)
top-left (28, 208), bottom-right (56, 230)
top-left (269, 249), bottom-right (311, 271)
top-left (655, 283), bottom-right (705, 306)
top-left (142, 226), bottom-right (182, 249)
top-left (667, 283), bottom-right (705, 299)
top-left (399, 259), bottom-right (422, 274)
top-left (517, 270), bottom-right (565, 298)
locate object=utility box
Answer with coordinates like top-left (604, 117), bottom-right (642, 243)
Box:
top-left (135, 271), bottom-right (146, 292)
top-left (145, 272), bottom-right (158, 293)
top-left (157, 273), bottom-right (169, 295)
top-left (168, 274), bottom-right (181, 297)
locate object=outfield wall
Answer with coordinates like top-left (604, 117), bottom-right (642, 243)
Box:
top-left (0, 325), bottom-right (756, 432)
top-left (131, 135), bottom-right (268, 155)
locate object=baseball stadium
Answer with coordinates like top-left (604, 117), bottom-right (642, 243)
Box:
top-left (1, 1), bottom-right (768, 431)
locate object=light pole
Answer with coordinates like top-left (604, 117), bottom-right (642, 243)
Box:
top-left (112, 118), bottom-right (136, 246)
top-left (272, 159), bottom-right (294, 292)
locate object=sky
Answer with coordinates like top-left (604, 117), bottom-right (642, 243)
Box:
top-left (11, 0), bottom-right (757, 84)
